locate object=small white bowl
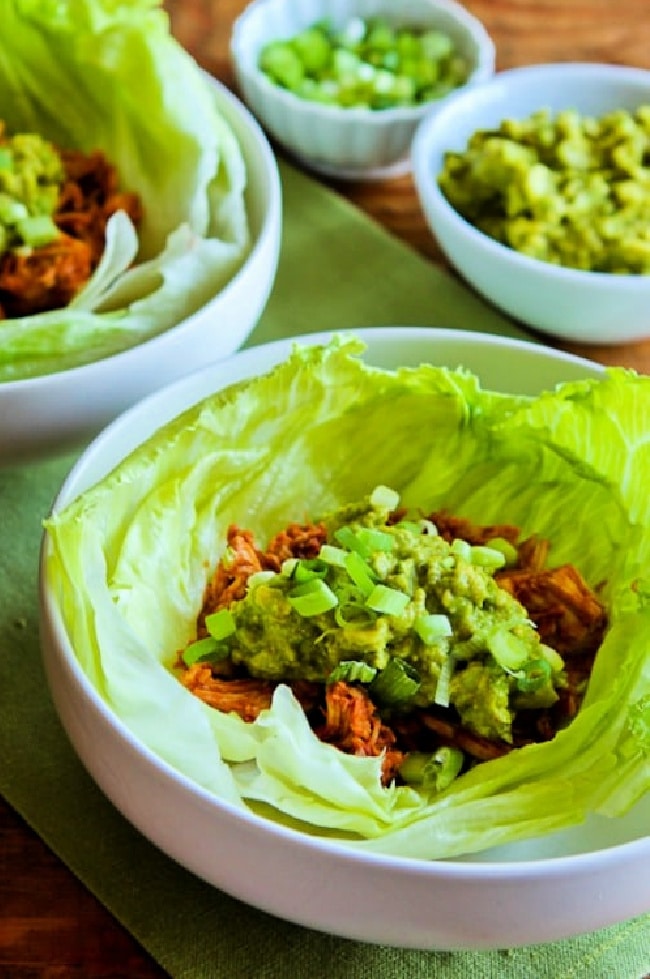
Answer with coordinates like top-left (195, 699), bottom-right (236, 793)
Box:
top-left (0, 78), bottom-right (282, 465)
top-left (411, 62), bottom-right (650, 345)
top-left (231, 0), bottom-right (495, 180)
top-left (39, 328), bottom-right (650, 951)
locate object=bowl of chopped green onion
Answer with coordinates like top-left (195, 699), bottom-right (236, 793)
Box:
top-left (230, 0), bottom-right (495, 179)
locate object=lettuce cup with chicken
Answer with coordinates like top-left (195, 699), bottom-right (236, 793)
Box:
top-left (0, 0), bottom-right (248, 381)
top-left (43, 336), bottom-right (650, 859)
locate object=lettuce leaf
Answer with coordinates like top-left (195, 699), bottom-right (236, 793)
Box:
top-left (0, 0), bottom-right (249, 381)
top-left (44, 335), bottom-right (650, 858)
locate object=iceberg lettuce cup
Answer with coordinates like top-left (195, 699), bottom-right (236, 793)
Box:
top-left (38, 328), bottom-right (650, 948)
top-left (42, 331), bottom-right (650, 864)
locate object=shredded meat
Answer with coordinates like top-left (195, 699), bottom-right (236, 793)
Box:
top-left (0, 145), bottom-right (142, 318)
top-left (199, 527), bottom-right (267, 623)
top-left (264, 521), bottom-right (328, 569)
top-left (181, 666), bottom-right (274, 722)
top-left (179, 509), bottom-right (608, 786)
top-left (316, 681), bottom-right (405, 784)
top-left (497, 562), bottom-right (607, 656)
top-left (199, 522), bottom-right (328, 621)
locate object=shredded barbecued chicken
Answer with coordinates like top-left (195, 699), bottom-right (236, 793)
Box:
top-left (0, 147), bottom-right (142, 319)
top-left (316, 681), bottom-right (405, 783)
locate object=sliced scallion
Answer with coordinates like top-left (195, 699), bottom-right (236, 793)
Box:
top-left (293, 557), bottom-right (328, 583)
top-left (328, 660), bottom-right (378, 684)
top-left (399, 746), bottom-right (463, 792)
top-left (288, 578), bottom-right (338, 616)
top-left (182, 636), bottom-right (227, 667)
top-left (366, 583), bottom-right (409, 616)
top-left (356, 527), bottom-right (395, 554)
top-left (344, 549), bottom-right (376, 597)
top-left (415, 612), bottom-right (452, 644)
top-left (204, 608), bottom-right (236, 641)
top-left (515, 658), bottom-right (552, 693)
top-left (369, 657), bottom-right (420, 706)
top-left (318, 543), bottom-right (348, 567)
top-left (369, 485), bottom-right (400, 510)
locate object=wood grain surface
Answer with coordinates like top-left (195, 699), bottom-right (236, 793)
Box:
top-left (2, 3), bottom-right (650, 976)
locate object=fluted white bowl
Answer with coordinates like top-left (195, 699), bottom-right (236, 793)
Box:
top-left (231, 0), bottom-right (495, 180)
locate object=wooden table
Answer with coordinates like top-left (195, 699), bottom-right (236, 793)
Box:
top-left (2, 3), bottom-right (650, 975)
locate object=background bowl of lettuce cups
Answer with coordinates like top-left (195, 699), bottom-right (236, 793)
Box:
top-left (411, 62), bottom-right (650, 344)
top-left (0, 0), bottom-right (281, 464)
top-left (40, 327), bottom-right (650, 951)
top-left (230, 0), bottom-right (495, 180)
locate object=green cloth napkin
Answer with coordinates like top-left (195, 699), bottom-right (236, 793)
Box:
top-left (1, 159), bottom-right (649, 979)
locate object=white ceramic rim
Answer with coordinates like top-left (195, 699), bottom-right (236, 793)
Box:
top-left (39, 326), bottom-right (650, 881)
top-left (412, 61), bottom-right (650, 287)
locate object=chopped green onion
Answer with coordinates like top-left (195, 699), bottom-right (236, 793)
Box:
top-left (486, 536), bottom-right (519, 566)
top-left (369, 657), bottom-right (420, 706)
top-left (328, 660), bottom-right (378, 684)
top-left (366, 583), bottom-right (410, 616)
top-left (451, 538), bottom-right (472, 561)
top-left (370, 484), bottom-right (400, 510)
top-left (487, 628), bottom-right (530, 671)
top-left (334, 525), bottom-right (362, 553)
top-left (0, 193), bottom-right (28, 224)
top-left (318, 544), bottom-right (348, 567)
top-left (204, 608), bottom-right (236, 641)
top-left (415, 612), bottom-right (452, 644)
top-left (293, 557), bottom-right (328, 583)
top-left (355, 527), bottom-right (395, 554)
top-left (344, 549), bottom-right (376, 597)
top-left (16, 214), bottom-right (59, 248)
top-left (182, 636), bottom-right (229, 667)
top-left (288, 578), bottom-right (338, 616)
top-left (420, 519), bottom-right (438, 536)
top-left (0, 148), bottom-right (12, 171)
top-left (247, 570), bottom-right (276, 589)
top-left (468, 545), bottom-right (506, 571)
top-left (538, 643), bottom-right (564, 672)
top-left (399, 746), bottom-right (463, 792)
top-left (334, 602), bottom-right (377, 628)
top-left (281, 558), bottom-right (298, 576)
top-left (515, 658), bottom-right (552, 693)
top-left (434, 654), bottom-right (453, 707)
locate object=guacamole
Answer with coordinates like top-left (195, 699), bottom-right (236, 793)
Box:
top-left (438, 106), bottom-right (650, 273)
top-left (190, 486), bottom-right (566, 745)
top-left (0, 126), bottom-right (63, 256)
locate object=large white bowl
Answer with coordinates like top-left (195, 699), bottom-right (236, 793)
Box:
top-left (0, 78), bottom-right (282, 465)
top-left (231, 0), bottom-right (495, 180)
top-left (411, 63), bottom-right (650, 344)
top-left (39, 327), bottom-right (650, 951)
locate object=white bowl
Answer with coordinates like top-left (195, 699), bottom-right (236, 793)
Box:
top-left (39, 327), bottom-right (650, 951)
top-left (412, 62), bottom-right (650, 344)
top-left (0, 78), bottom-right (281, 465)
top-left (230, 0), bottom-right (495, 180)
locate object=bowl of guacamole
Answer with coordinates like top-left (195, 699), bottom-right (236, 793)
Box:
top-left (39, 327), bottom-right (650, 950)
top-left (412, 62), bottom-right (650, 344)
